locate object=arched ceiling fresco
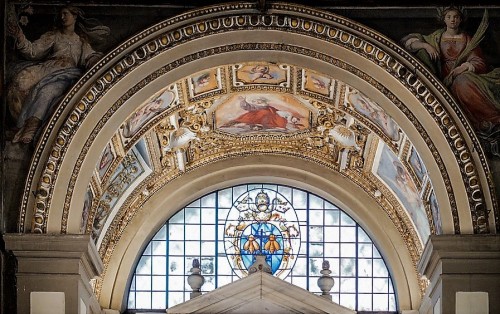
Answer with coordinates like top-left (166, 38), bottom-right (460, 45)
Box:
top-left (86, 62), bottom-right (436, 255)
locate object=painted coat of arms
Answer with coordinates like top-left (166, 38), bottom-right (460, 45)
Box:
top-left (224, 188), bottom-right (301, 278)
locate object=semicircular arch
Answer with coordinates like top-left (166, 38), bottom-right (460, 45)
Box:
top-left (18, 2), bottom-right (498, 312)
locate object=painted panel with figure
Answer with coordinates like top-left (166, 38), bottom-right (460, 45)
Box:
top-left (233, 64), bottom-right (289, 86)
top-left (215, 93), bottom-right (309, 134)
top-left (97, 143), bottom-right (116, 181)
top-left (346, 88), bottom-right (400, 142)
top-left (374, 143), bottom-right (431, 242)
top-left (302, 69), bottom-right (334, 98)
top-left (429, 190), bottom-right (443, 234)
top-left (6, 4), bottom-right (110, 144)
top-left (401, 6), bottom-right (500, 157)
top-left (408, 147), bottom-right (427, 186)
top-left (91, 147), bottom-right (148, 241)
top-left (80, 187), bottom-right (94, 233)
top-left (188, 68), bottom-right (222, 98)
top-left (121, 87), bottom-right (177, 141)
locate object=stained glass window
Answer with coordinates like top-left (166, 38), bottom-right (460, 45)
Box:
top-left (127, 184), bottom-right (397, 311)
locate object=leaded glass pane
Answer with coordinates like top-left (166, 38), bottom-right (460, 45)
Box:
top-left (309, 195), bottom-right (323, 209)
top-left (201, 241), bottom-right (215, 255)
top-left (326, 226), bottom-right (340, 242)
top-left (309, 226), bottom-right (323, 241)
top-left (218, 189), bottom-right (233, 208)
top-left (341, 258), bottom-right (356, 276)
top-left (331, 293), bottom-right (340, 303)
top-left (153, 225), bottom-right (167, 240)
top-left (201, 257), bottom-right (215, 275)
top-left (217, 256), bottom-right (233, 275)
top-left (185, 208), bottom-right (200, 224)
top-left (127, 291), bottom-right (135, 308)
top-left (292, 257), bottom-right (307, 276)
top-left (358, 228), bottom-right (371, 242)
top-left (143, 242), bottom-right (152, 255)
top-left (152, 241), bottom-right (166, 255)
top-left (296, 209), bottom-right (307, 222)
top-left (358, 278), bottom-right (372, 293)
top-left (341, 226), bottom-right (356, 242)
top-left (292, 189), bottom-right (307, 208)
top-left (309, 243), bottom-right (323, 257)
top-left (152, 275), bottom-right (166, 291)
top-left (201, 225), bottom-right (216, 241)
top-left (373, 294), bottom-right (389, 310)
top-left (201, 194), bottom-right (215, 207)
top-left (136, 275), bottom-right (151, 290)
top-left (203, 276), bottom-right (216, 291)
top-left (152, 292), bottom-right (166, 309)
top-left (218, 275), bottom-right (232, 286)
top-left (201, 208), bottom-right (216, 223)
top-left (217, 207), bottom-right (229, 220)
top-left (278, 186), bottom-right (292, 200)
top-left (169, 211), bottom-right (184, 224)
top-left (169, 276), bottom-right (184, 290)
top-left (136, 292), bottom-right (151, 309)
top-left (168, 292), bottom-right (183, 307)
top-left (187, 199), bottom-right (200, 207)
top-left (359, 258), bottom-right (373, 277)
top-left (309, 258), bottom-right (323, 275)
top-left (373, 258), bottom-right (389, 277)
top-left (340, 243), bottom-right (356, 257)
top-left (308, 276), bottom-right (320, 292)
top-left (127, 184), bottom-right (397, 312)
top-left (232, 185), bottom-right (247, 198)
top-left (389, 294), bottom-right (397, 310)
top-left (358, 243), bottom-right (372, 257)
top-left (152, 256), bottom-right (166, 275)
top-left (327, 277), bottom-right (338, 293)
top-left (168, 257), bottom-right (184, 275)
top-left (168, 225), bottom-right (184, 240)
top-left (340, 293), bottom-right (356, 309)
top-left (169, 241), bottom-right (183, 255)
top-left (185, 225), bottom-right (200, 240)
top-left (329, 258), bottom-right (340, 276)
top-left (185, 241), bottom-right (200, 256)
top-left (340, 277), bottom-right (356, 293)
top-left (136, 256), bottom-right (151, 275)
top-left (324, 209), bottom-right (340, 225)
top-left (340, 212), bottom-right (356, 226)
top-left (358, 293), bottom-right (372, 310)
top-left (324, 242), bottom-right (340, 257)
top-left (310, 209), bottom-right (323, 223)
top-left (291, 276), bottom-right (307, 290)
top-left (374, 277), bottom-right (389, 293)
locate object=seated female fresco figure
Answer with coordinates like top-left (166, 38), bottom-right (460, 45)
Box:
top-left (401, 6), bottom-right (500, 156)
top-left (7, 5), bottom-right (110, 144)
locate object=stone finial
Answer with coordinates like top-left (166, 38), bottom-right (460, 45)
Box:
top-left (192, 258), bottom-right (200, 268)
top-left (248, 255), bottom-right (272, 274)
top-left (322, 260), bottom-right (330, 270)
top-left (187, 258), bottom-right (205, 299)
top-left (317, 259), bottom-right (335, 300)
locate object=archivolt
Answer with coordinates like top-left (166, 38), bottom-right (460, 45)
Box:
top-left (17, 2), bottom-right (499, 311)
top-left (20, 2), bottom-right (496, 236)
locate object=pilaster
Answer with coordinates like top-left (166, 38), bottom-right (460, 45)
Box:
top-left (4, 234), bottom-right (103, 314)
top-left (418, 235), bottom-right (500, 314)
